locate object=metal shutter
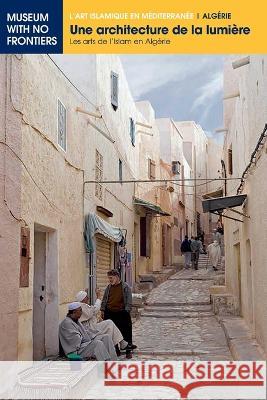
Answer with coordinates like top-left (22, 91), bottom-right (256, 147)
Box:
top-left (96, 235), bottom-right (112, 291)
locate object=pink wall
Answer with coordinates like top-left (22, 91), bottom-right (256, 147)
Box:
top-left (0, 55), bottom-right (22, 360)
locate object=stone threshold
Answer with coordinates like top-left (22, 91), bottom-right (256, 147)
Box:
top-left (218, 316), bottom-right (266, 360)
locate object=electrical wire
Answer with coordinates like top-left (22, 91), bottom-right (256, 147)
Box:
top-left (47, 55), bottom-right (98, 110)
top-left (0, 141), bottom-right (63, 214)
top-left (237, 123), bottom-right (267, 194)
top-left (84, 177), bottom-right (241, 185)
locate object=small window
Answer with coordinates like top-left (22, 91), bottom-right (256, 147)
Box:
top-left (228, 147), bottom-right (233, 175)
top-left (119, 159), bottom-right (122, 183)
top-left (148, 158), bottom-right (156, 180)
top-left (130, 118), bottom-right (135, 146)
top-left (172, 161), bottom-right (181, 175)
top-left (95, 150), bottom-right (103, 200)
top-left (57, 99), bottom-right (66, 151)
top-left (111, 71), bottom-right (119, 110)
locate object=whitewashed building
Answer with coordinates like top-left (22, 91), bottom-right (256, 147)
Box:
top-left (221, 55), bottom-right (267, 355)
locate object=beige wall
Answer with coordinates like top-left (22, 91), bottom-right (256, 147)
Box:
top-left (183, 156), bottom-right (194, 238)
top-left (135, 101), bottom-right (163, 273)
top-left (223, 55), bottom-right (267, 354)
top-left (157, 118), bottom-right (185, 265)
top-left (17, 55), bottom-right (87, 359)
top-left (175, 121), bottom-right (209, 236)
top-left (0, 55), bottom-right (22, 360)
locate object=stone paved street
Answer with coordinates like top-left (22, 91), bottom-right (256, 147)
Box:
top-left (132, 257), bottom-right (232, 361)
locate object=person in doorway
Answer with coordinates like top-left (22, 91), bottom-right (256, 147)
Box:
top-left (207, 240), bottom-right (221, 271)
top-left (75, 289), bottom-right (128, 356)
top-left (101, 269), bottom-right (136, 359)
top-left (190, 237), bottom-right (201, 270)
top-left (59, 302), bottom-right (117, 361)
top-left (180, 235), bottom-right (192, 269)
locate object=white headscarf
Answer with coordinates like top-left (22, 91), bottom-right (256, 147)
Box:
top-left (75, 290), bottom-right (87, 302)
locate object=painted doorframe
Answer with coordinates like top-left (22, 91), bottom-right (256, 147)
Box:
top-left (33, 225), bottom-right (59, 360)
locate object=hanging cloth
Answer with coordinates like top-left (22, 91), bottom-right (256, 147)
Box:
top-left (84, 213), bottom-right (123, 253)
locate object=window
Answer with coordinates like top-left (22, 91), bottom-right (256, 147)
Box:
top-left (228, 147), bottom-right (233, 175)
top-left (172, 161), bottom-right (181, 175)
top-left (148, 158), bottom-right (156, 180)
top-left (119, 159), bottom-right (122, 183)
top-left (111, 71), bottom-right (119, 110)
top-left (95, 150), bottom-right (103, 200)
top-left (57, 99), bottom-right (66, 151)
top-left (130, 117), bottom-right (135, 146)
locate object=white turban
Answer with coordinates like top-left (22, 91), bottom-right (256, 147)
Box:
top-left (75, 291), bottom-right (87, 302)
top-left (68, 302), bottom-right (81, 311)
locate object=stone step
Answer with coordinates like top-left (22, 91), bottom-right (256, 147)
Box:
top-left (169, 276), bottom-right (216, 281)
top-left (140, 311), bottom-right (213, 319)
top-left (145, 301), bottom-right (211, 307)
top-left (144, 304), bottom-right (212, 312)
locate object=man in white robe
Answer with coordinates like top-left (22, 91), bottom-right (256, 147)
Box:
top-left (59, 302), bottom-right (117, 361)
top-left (76, 290), bottom-right (128, 354)
top-left (207, 240), bottom-right (221, 271)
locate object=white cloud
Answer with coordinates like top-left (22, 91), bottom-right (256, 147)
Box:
top-left (120, 55), bottom-right (224, 133)
top-left (120, 55), bottom-right (211, 98)
top-left (191, 72), bottom-right (223, 114)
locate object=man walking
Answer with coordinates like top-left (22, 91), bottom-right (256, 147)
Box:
top-left (190, 236), bottom-right (201, 270)
top-left (101, 269), bottom-right (136, 358)
top-left (207, 240), bottom-right (221, 271)
top-left (180, 235), bottom-right (192, 269)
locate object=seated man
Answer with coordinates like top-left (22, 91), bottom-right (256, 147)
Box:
top-left (59, 302), bottom-right (117, 361)
top-left (76, 289), bottom-right (128, 355)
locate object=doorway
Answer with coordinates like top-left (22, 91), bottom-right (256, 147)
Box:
top-left (246, 239), bottom-right (254, 331)
top-left (33, 226), bottom-right (58, 360)
top-left (162, 224), bottom-right (171, 266)
top-left (234, 243), bottom-right (242, 316)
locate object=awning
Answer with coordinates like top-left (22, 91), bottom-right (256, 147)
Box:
top-left (202, 187), bottom-right (223, 200)
top-left (202, 194), bottom-right (248, 223)
top-left (133, 197), bottom-right (171, 216)
top-left (202, 194), bottom-right (247, 213)
top-left (84, 212), bottom-right (123, 253)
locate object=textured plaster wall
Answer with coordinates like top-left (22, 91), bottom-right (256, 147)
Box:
top-left (175, 121), bottom-right (210, 236)
top-left (17, 55), bottom-right (87, 359)
top-left (223, 55), bottom-right (267, 354)
top-left (0, 55), bottom-right (22, 360)
top-left (157, 118), bottom-right (185, 264)
top-left (183, 157), bottom-right (194, 238)
top-left (82, 55), bottom-right (144, 257)
top-left (135, 101), bottom-right (162, 272)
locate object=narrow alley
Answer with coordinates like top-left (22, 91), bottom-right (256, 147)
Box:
top-left (132, 256), bottom-right (232, 361)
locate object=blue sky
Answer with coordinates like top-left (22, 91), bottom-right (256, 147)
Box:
top-left (120, 55), bottom-right (224, 139)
